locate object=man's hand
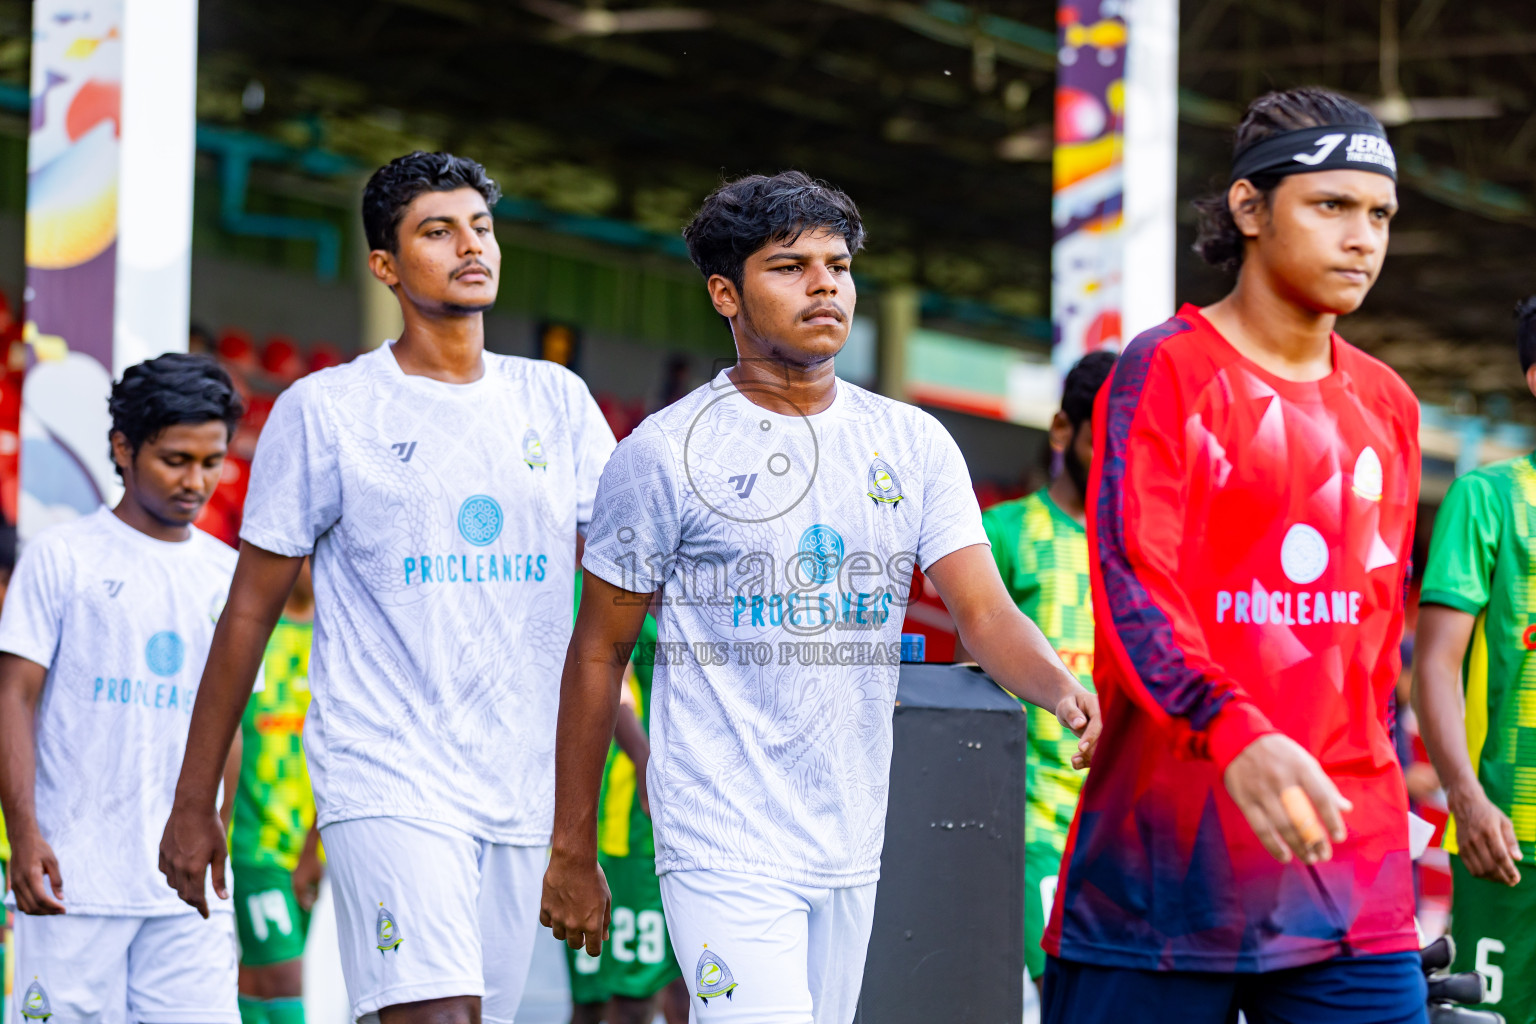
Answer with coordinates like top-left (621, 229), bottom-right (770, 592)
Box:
top-left (1448, 783), bottom-right (1522, 886)
top-left (292, 829), bottom-right (325, 912)
top-left (540, 850), bottom-right (611, 957)
top-left (1414, 605), bottom-right (1519, 885)
top-left (1055, 689), bottom-right (1101, 769)
top-left (10, 826), bottom-right (64, 915)
top-left (158, 802), bottom-right (227, 919)
top-left (1223, 733), bottom-right (1352, 865)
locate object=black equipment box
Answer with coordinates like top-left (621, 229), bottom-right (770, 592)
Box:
top-left (855, 663), bottom-right (1027, 1023)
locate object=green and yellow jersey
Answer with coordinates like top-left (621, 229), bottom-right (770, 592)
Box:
top-left (982, 490), bottom-right (1095, 854)
top-left (230, 617), bottom-right (315, 871)
top-left (1423, 455), bottom-right (1536, 853)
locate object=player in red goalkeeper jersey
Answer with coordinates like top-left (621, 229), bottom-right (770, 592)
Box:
top-left (1042, 87), bottom-right (1425, 1023)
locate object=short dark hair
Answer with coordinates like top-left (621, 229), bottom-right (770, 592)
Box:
top-left (1517, 296), bottom-right (1536, 373)
top-left (1193, 88), bottom-right (1383, 273)
top-left (682, 171), bottom-right (866, 290)
top-left (1061, 350), bottom-right (1118, 429)
top-left (362, 151), bottom-right (502, 253)
top-left (108, 353), bottom-right (244, 479)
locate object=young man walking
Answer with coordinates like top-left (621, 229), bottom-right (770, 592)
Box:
top-left (1413, 296), bottom-right (1536, 1024)
top-left (0, 354), bottom-right (246, 1021)
top-left (981, 350), bottom-right (1116, 985)
top-left (541, 170), bottom-right (1101, 1024)
top-left (1043, 87), bottom-right (1423, 1024)
top-left (161, 151), bottom-right (617, 1023)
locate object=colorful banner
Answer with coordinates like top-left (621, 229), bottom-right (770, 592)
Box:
top-left (20, 0), bottom-right (197, 539)
top-left (22, 0), bottom-right (123, 537)
top-left (1051, 1), bottom-right (1128, 378)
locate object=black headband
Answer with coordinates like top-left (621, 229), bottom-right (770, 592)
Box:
top-left (1229, 125), bottom-right (1397, 185)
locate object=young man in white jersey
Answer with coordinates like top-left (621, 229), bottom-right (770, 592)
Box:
top-left (0, 353), bottom-right (245, 1021)
top-left (160, 151), bottom-right (618, 1023)
top-left (541, 171), bottom-right (1102, 1023)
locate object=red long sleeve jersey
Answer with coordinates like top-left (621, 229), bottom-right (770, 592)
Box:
top-left (1044, 307), bottom-right (1420, 972)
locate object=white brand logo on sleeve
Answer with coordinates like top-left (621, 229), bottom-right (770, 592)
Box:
top-left (1352, 447), bottom-right (1383, 501)
top-left (1293, 133), bottom-right (1346, 165)
top-left (1280, 523), bottom-right (1330, 585)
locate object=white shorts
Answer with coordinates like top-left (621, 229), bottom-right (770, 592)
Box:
top-left (11, 910), bottom-right (238, 1024)
top-left (659, 869), bottom-right (878, 1024)
top-left (321, 817), bottom-right (544, 1022)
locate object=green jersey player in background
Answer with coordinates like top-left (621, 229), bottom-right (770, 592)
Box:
top-left (231, 559), bottom-right (323, 1024)
top-left (565, 578), bottom-right (687, 1024)
top-left (980, 350), bottom-right (1115, 984)
top-left (1416, 296), bottom-right (1536, 1024)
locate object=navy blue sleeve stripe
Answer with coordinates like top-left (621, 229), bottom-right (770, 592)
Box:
top-left (1094, 319), bottom-right (1233, 731)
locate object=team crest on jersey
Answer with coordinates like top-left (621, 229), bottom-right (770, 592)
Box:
top-left (21, 979), bottom-right (52, 1021)
top-left (866, 454), bottom-right (904, 505)
top-left (695, 947), bottom-right (738, 1005)
top-left (522, 428), bottom-right (548, 470)
top-left (375, 903), bottom-right (404, 954)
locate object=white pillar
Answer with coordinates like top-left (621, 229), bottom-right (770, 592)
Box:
top-left (1121, 0), bottom-right (1180, 339)
top-left (114, 0), bottom-right (199, 374)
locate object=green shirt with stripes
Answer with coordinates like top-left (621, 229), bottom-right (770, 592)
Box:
top-left (982, 490), bottom-right (1095, 857)
top-left (230, 617), bottom-right (315, 871)
top-left (1423, 454), bottom-right (1536, 853)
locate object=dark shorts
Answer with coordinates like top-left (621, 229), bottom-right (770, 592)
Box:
top-left (1042, 952), bottom-right (1428, 1024)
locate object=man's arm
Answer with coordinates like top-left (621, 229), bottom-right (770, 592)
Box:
top-left (218, 729), bottom-right (242, 833)
top-left (160, 543), bottom-right (302, 918)
top-left (613, 689), bottom-right (651, 815)
top-left (0, 654), bottom-right (63, 914)
top-left (291, 821), bottom-right (324, 912)
top-left (1414, 604), bottom-right (1520, 885)
top-left (925, 545), bottom-right (1099, 767)
top-left (540, 572), bottom-right (652, 956)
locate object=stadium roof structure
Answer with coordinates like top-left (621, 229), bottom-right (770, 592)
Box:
top-left (2, 0), bottom-right (1534, 417)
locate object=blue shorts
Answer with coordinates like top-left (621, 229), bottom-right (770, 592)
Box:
top-left (1042, 952), bottom-right (1428, 1024)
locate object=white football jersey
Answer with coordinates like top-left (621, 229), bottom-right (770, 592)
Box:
top-left (582, 371), bottom-right (987, 887)
top-left (240, 344), bottom-right (616, 844)
top-left (0, 508), bottom-right (236, 915)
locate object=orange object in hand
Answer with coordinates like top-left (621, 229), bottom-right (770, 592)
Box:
top-left (1280, 785), bottom-right (1326, 848)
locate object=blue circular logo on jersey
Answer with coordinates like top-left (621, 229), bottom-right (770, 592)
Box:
top-left (798, 524), bottom-right (844, 585)
top-left (458, 495), bottom-right (504, 547)
top-left (145, 631), bottom-right (185, 677)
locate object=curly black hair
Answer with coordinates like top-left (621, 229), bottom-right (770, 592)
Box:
top-left (1061, 350), bottom-right (1118, 429)
top-left (108, 353), bottom-right (244, 480)
top-left (362, 151), bottom-right (502, 253)
top-left (682, 170), bottom-right (865, 290)
top-left (1517, 296), bottom-right (1536, 373)
top-left (1193, 88), bottom-right (1383, 274)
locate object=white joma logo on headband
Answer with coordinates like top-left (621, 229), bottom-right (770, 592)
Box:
top-left (1293, 133), bottom-right (1346, 165)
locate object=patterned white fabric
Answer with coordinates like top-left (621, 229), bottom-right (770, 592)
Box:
top-left (583, 371), bottom-right (987, 886)
top-left (240, 344), bottom-right (616, 844)
top-left (0, 508), bottom-right (237, 915)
